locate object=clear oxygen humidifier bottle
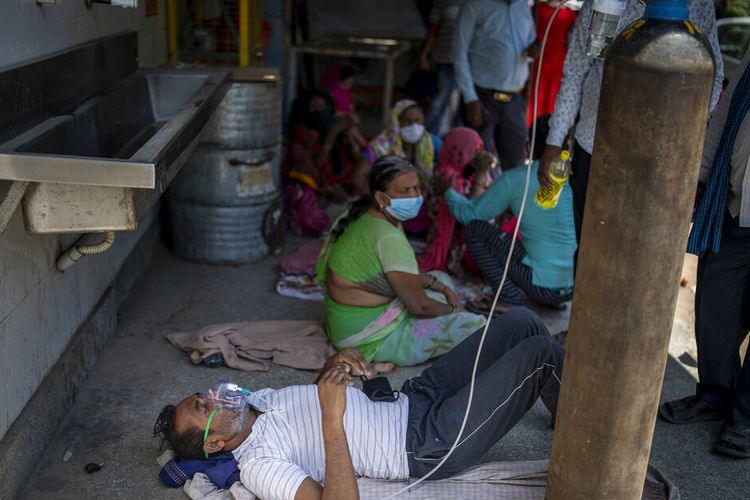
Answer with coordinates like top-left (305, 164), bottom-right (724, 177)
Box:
top-left (586, 0), bottom-right (628, 58)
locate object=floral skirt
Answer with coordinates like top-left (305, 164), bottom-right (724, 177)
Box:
top-left (334, 272), bottom-right (486, 366)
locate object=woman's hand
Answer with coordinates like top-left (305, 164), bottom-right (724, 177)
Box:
top-left (442, 286), bottom-right (464, 312)
top-left (432, 172), bottom-right (454, 197)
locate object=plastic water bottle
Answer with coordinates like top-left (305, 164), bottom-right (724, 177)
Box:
top-left (535, 150), bottom-right (571, 210)
top-left (586, 0), bottom-right (628, 59)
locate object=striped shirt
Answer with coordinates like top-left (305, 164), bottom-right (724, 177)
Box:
top-left (699, 47), bottom-right (750, 228)
top-left (232, 385), bottom-right (410, 500)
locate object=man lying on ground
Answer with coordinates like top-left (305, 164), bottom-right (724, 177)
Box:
top-left (154, 308), bottom-right (563, 500)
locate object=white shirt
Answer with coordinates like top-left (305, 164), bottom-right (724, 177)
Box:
top-left (699, 47), bottom-right (750, 228)
top-left (547, 0), bottom-right (723, 154)
top-left (233, 386), bottom-right (410, 500)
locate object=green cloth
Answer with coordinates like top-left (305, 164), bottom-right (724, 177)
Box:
top-left (316, 213), bottom-right (421, 360)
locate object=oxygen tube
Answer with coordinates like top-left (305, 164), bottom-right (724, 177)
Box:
top-left (385, 1), bottom-right (575, 496)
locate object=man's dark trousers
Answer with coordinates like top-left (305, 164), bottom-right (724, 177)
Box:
top-left (474, 88), bottom-right (529, 171)
top-left (695, 212), bottom-right (750, 425)
top-left (402, 308), bottom-right (564, 479)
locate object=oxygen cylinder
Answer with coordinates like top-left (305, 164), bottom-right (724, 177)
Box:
top-left (546, 0), bottom-right (715, 498)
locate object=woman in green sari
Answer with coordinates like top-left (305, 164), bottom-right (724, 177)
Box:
top-left (316, 155), bottom-right (486, 366)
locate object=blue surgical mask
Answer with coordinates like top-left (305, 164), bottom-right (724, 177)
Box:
top-left (385, 195), bottom-right (423, 221)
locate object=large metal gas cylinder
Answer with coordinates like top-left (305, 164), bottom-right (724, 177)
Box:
top-left (547, 2), bottom-right (716, 498)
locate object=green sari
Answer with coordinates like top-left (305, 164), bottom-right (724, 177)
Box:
top-left (316, 213), bottom-right (485, 366)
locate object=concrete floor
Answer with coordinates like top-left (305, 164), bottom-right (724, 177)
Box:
top-left (17, 239), bottom-right (750, 500)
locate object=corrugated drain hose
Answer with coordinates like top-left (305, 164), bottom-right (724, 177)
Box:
top-left (56, 231), bottom-right (116, 272)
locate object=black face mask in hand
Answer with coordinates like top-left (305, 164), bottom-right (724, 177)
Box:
top-left (361, 376), bottom-right (400, 403)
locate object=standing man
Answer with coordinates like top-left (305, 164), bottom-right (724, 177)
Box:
top-left (453, 0), bottom-right (537, 171)
top-left (538, 0), bottom-right (723, 261)
top-left (660, 48), bottom-right (750, 459)
top-left (420, 0), bottom-right (465, 135)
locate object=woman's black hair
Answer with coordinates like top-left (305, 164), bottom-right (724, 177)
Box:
top-left (287, 89), bottom-right (334, 136)
top-left (330, 155), bottom-right (417, 240)
top-left (339, 65), bottom-right (355, 82)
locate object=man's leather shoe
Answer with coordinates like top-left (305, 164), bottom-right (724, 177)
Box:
top-left (659, 395), bottom-right (725, 424)
top-left (714, 421), bottom-right (750, 458)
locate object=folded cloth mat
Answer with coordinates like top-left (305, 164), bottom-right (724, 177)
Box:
top-left (280, 240), bottom-right (325, 276)
top-left (182, 459), bottom-right (680, 500)
top-left (275, 272), bottom-right (325, 301)
top-left (167, 320), bottom-right (334, 372)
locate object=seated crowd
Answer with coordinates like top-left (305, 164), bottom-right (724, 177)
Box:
top-left (155, 55), bottom-right (578, 499)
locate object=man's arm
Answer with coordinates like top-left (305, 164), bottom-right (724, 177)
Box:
top-left (295, 366), bottom-right (359, 500)
top-left (452, 2), bottom-right (478, 103)
top-left (545, 1), bottom-right (593, 148)
top-left (689, 0), bottom-right (723, 111)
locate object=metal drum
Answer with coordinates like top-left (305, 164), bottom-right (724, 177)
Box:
top-left (170, 145), bottom-right (281, 206)
top-left (168, 70), bottom-right (283, 264)
top-left (201, 80), bottom-right (281, 148)
top-left (169, 145), bottom-right (280, 264)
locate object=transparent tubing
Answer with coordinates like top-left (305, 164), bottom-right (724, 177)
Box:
top-left (384, 2), bottom-right (572, 496)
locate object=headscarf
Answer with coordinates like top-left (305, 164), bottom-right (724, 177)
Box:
top-left (318, 62), bottom-right (355, 114)
top-left (418, 127), bottom-right (486, 272)
top-left (368, 99), bottom-right (435, 173)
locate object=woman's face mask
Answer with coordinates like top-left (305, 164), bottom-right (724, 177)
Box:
top-left (385, 194), bottom-right (424, 221)
top-left (400, 123), bottom-right (425, 144)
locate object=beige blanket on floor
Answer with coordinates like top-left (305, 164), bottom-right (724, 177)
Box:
top-left (167, 321), bottom-right (334, 372)
top-left (182, 460), bottom-right (679, 500)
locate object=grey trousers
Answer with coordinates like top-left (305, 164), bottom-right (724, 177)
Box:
top-left (402, 308), bottom-right (564, 479)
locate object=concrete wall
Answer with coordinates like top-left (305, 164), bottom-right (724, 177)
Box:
top-left (0, 0), bottom-right (167, 442)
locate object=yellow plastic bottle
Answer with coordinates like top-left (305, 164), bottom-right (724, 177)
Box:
top-left (534, 150), bottom-right (571, 209)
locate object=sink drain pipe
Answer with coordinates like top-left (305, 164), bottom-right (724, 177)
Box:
top-left (56, 231), bottom-right (116, 272)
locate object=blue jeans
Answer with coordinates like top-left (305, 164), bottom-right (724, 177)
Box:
top-left (402, 308), bottom-right (564, 479)
top-left (426, 64), bottom-right (456, 135)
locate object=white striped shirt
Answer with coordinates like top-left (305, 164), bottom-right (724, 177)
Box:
top-left (232, 385), bottom-right (410, 500)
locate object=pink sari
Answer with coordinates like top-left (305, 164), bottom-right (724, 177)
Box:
top-left (418, 127), bottom-right (488, 272)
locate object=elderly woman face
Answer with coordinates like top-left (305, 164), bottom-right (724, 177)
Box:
top-left (398, 106), bottom-right (425, 145)
top-left (384, 171), bottom-right (420, 199)
top-left (398, 105), bottom-right (424, 128)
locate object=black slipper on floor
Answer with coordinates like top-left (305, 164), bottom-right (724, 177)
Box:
top-left (658, 395), bottom-right (725, 424)
top-left (465, 298), bottom-right (505, 318)
top-left (714, 422), bottom-right (750, 458)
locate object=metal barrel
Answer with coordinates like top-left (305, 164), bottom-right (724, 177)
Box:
top-left (201, 80), bottom-right (281, 148)
top-left (168, 145), bottom-right (280, 263)
top-left (168, 70), bottom-right (283, 264)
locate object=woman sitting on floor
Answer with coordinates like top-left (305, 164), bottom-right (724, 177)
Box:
top-left (363, 99), bottom-right (442, 234)
top-left (418, 126), bottom-right (495, 273)
top-left (283, 89), bottom-right (369, 236)
top-left (433, 118), bottom-right (576, 312)
top-left (316, 155), bottom-right (486, 367)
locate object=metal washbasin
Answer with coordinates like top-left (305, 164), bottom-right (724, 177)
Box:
top-left (0, 32), bottom-right (230, 233)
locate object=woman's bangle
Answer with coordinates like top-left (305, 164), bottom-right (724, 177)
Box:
top-left (449, 304), bottom-right (458, 314)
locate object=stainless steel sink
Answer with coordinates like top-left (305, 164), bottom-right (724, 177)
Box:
top-left (0, 32), bottom-right (230, 233)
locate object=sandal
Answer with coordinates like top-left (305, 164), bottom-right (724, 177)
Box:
top-left (714, 422), bottom-right (750, 458)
